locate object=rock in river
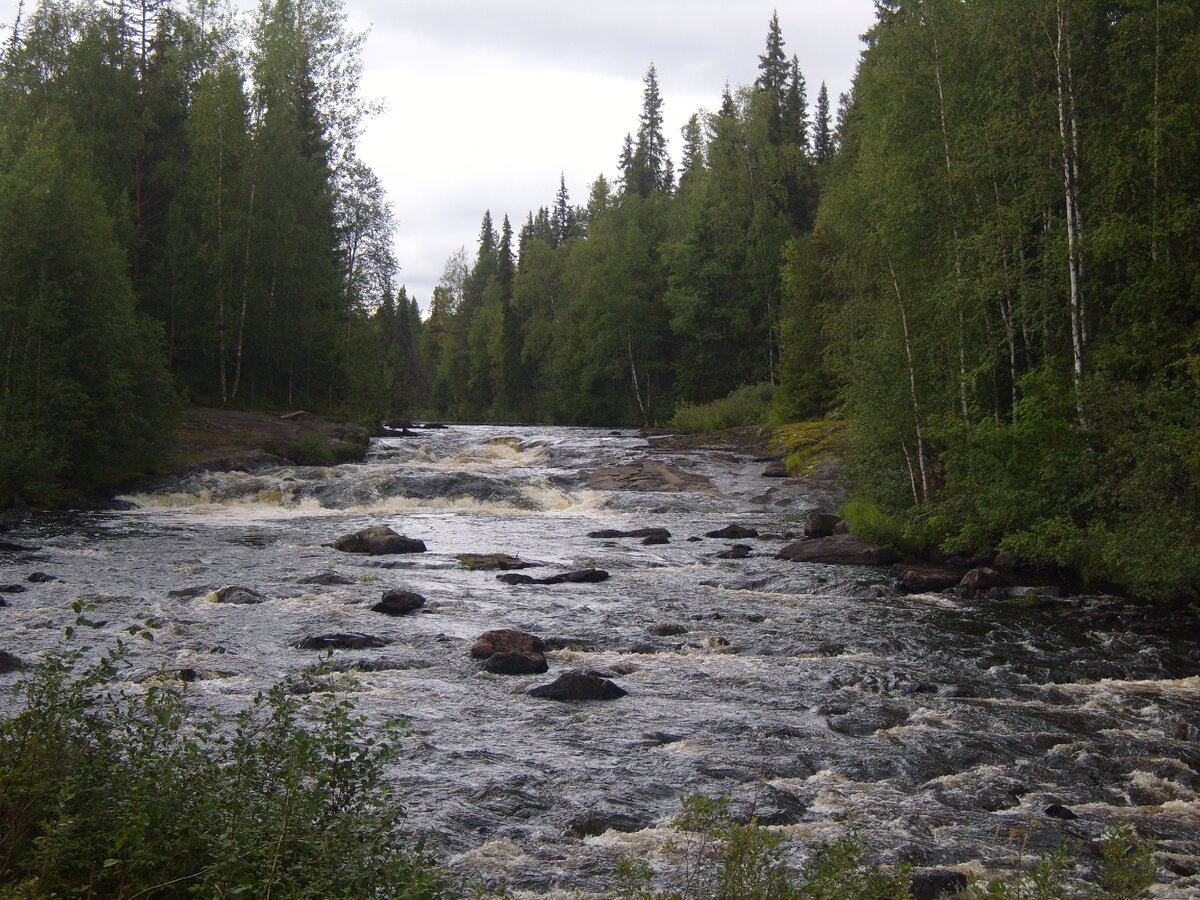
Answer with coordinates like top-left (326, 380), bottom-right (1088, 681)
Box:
top-left (334, 526), bottom-right (426, 555)
top-left (471, 629), bottom-right (545, 659)
top-left (296, 633), bottom-right (392, 651)
top-left (207, 585), bottom-right (267, 605)
top-left (0, 584), bottom-right (26, 594)
top-left (527, 670), bottom-right (627, 701)
top-left (959, 566), bottom-right (1009, 592)
top-left (588, 527), bottom-right (671, 540)
top-left (457, 553), bottom-right (539, 571)
top-left (705, 524), bottom-right (759, 539)
top-left (496, 569), bottom-right (609, 586)
top-left (372, 589), bottom-right (426, 616)
top-left (802, 511), bottom-right (841, 539)
top-left (300, 571), bottom-right (356, 586)
top-left (776, 534), bottom-right (900, 566)
top-left (484, 650), bottom-right (549, 675)
top-left (761, 460), bottom-right (788, 478)
top-left (0, 650), bottom-right (25, 673)
top-left (895, 566), bottom-right (963, 594)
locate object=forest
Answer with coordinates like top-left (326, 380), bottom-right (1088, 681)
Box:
top-left (1, 0), bottom-right (1197, 602)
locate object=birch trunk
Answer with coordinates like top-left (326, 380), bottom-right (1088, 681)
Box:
top-left (885, 249), bottom-right (930, 502)
top-left (627, 330), bottom-right (648, 426)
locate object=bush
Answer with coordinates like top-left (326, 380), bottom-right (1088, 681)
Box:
top-left (670, 383), bottom-right (775, 433)
top-left (0, 615), bottom-right (448, 898)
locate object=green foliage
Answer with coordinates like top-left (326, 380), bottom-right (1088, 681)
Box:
top-left (670, 383), bottom-right (775, 433)
top-left (0, 624), bottom-right (448, 897)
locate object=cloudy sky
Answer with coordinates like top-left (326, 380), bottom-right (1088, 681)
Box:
top-left (0, 0), bottom-right (879, 308)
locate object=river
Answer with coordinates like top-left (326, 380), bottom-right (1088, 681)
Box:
top-left (2, 425), bottom-right (1198, 896)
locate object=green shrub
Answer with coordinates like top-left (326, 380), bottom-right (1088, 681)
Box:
top-left (0, 614), bottom-right (448, 898)
top-left (670, 383), bottom-right (776, 434)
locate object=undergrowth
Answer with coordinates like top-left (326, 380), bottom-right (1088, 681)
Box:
top-left (669, 383), bottom-right (776, 433)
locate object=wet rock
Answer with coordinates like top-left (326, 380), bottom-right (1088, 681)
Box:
top-left (0, 650), bottom-right (25, 673)
top-left (542, 636), bottom-right (595, 652)
top-left (959, 566), bottom-right (1009, 592)
top-left (1044, 803), bottom-right (1078, 821)
top-left (714, 544), bottom-right (753, 560)
top-left (208, 585), bottom-right (267, 605)
top-left (649, 622), bottom-right (688, 637)
top-left (296, 633), bottom-right (391, 651)
top-left (803, 511), bottom-right (841, 538)
top-left (167, 586), bottom-right (208, 599)
top-left (909, 869), bottom-right (969, 899)
top-left (484, 650), bottom-right (549, 675)
top-left (334, 526), bottom-right (426, 555)
top-left (527, 670), bottom-right (627, 701)
top-left (642, 534), bottom-right (670, 545)
top-left (329, 656), bottom-right (430, 673)
top-left (0, 584), bottom-right (26, 594)
top-left (568, 809), bottom-right (649, 837)
top-left (687, 536), bottom-right (703, 542)
top-left (762, 460), bottom-right (789, 478)
top-left (943, 549), bottom-right (996, 569)
top-left (937, 685), bottom-right (977, 699)
top-left (777, 535), bottom-right (901, 566)
top-left (26, 572), bottom-right (57, 583)
top-left (456, 553), bottom-right (539, 571)
top-left (706, 524), bottom-right (759, 539)
top-left (471, 629), bottom-right (545, 659)
top-left (497, 568), bottom-right (610, 586)
top-left (300, 571), bottom-right (356, 586)
top-left (0, 597), bottom-right (6, 607)
top-left (896, 566), bottom-right (963, 594)
top-left (588, 527), bottom-right (671, 540)
top-left (992, 550), bottom-right (1028, 572)
top-left (372, 589), bottom-right (426, 616)
top-left (626, 642), bottom-right (661, 655)
top-left (900, 681), bottom-right (938, 695)
top-left (0, 540), bottom-right (40, 552)
top-left (588, 460), bottom-right (717, 494)
top-left (833, 519), bottom-right (852, 535)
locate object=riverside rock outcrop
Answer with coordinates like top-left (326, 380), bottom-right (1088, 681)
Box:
top-left (776, 534), bottom-right (900, 566)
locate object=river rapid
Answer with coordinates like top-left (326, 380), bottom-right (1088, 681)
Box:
top-left (2, 425), bottom-right (1198, 896)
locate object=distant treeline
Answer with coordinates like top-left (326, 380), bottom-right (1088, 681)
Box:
top-left (2, 1), bottom-right (1198, 601)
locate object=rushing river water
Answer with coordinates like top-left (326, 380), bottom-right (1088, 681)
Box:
top-left (2, 425), bottom-right (1199, 896)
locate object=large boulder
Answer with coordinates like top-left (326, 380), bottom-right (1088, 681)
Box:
top-left (0, 650), bottom-right (25, 673)
top-left (484, 650), bottom-right (549, 675)
top-left (527, 671), bottom-right (627, 701)
top-left (896, 567), bottom-right (963, 594)
top-left (803, 512), bottom-right (841, 539)
top-left (776, 535), bottom-right (900, 566)
top-left (959, 566), bottom-right (1009, 592)
top-left (761, 460), bottom-right (789, 478)
top-left (295, 633), bottom-right (391, 651)
top-left (706, 524), bottom-right (759, 539)
top-left (372, 589), bottom-right (426, 616)
top-left (207, 585), bottom-right (267, 605)
top-left (471, 629), bottom-right (545, 659)
top-left (496, 569), bottom-right (609, 586)
top-left (334, 526), bottom-right (426, 555)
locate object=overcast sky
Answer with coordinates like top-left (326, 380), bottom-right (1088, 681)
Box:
top-left (0, 0), bottom-right (879, 309)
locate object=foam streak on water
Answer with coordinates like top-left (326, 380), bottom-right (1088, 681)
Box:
top-left (2, 425), bottom-right (1199, 894)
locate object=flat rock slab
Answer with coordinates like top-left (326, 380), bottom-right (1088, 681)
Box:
top-left (706, 524), bottom-right (759, 539)
top-left (588, 527), bottom-right (671, 540)
top-left (456, 553), bottom-right (540, 571)
top-left (334, 526), bottom-right (426, 555)
top-left (527, 671), bottom-right (627, 701)
top-left (300, 571), bottom-right (356, 586)
top-left (588, 460), bottom-right (717, 494)
top-left (471, 629), bottom-right (545, 659)
top-left (895, 566), bottom-right (964, 593)
top-left (296, 633), bottom-right (392, 651)
top-left (497, 569), bottom-right (609, 586)
top-left (776, 534), bottom-right (900, 566)
top-left (372, 589), bottom-right (426, 616)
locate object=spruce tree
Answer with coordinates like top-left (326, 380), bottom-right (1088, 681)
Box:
top-left (783, 55), bottom-right (809, 153)
top-left (814, 81), bottom-right (832, 162)
top-left (629, 63), bottom-right (673, 196)
top-left (756, 11), bottom-right (788, 142)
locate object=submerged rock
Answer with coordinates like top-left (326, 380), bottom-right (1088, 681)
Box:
top-left (207, 585), bottom-right (267, 605)
top-left (706, 524), bottom-right (759, 539)
top-left (484, 650), bottom-right (549, 675)
top-left (471, 629), bottom-right (545, 659)
top-left (334, 526), bottom-right (426, 555)
top-left (456, 553), bottom-right (539, 571)
top-left (26, 572), bottom-right (57, 583)
top-left (372, 589), bottom-right (426, 616)
top-left (1044, 803), bottom-right (1078, 821)
top-left (588, 527), bottom-right (671, 540)
top-left (714, 544), bottom-right (753, 560)
top-left (296, 633), bottom-right (391, 651)
top-left (300, 571), bottom-right (356, 586)
top-left (776, 535), bottom-right (900, 566)
top-left (0, 584), bottom-right (26, 594)
top-left (496, 569), bottom-right (609, 586)
top-left (527, 670), bottom-right (627, 701)
top-left (648, 622), bottom-right (689, 637)
top-left (0, 650), bottom-right (25, 672)
top-left (588, 460), bottom-right (717, 494)
top-left (642, 534), bottom-right (670, 545)
top-left (0, 540), bottom-right (40, 552)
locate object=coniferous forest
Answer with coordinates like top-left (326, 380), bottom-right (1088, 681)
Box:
top-left (1, 0), bottom-right (1198, 602)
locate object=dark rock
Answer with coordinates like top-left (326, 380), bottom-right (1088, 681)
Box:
top-left (896, 567), bottom-right (963, 594)
top-left (300, 571), bottom-right (356, 586)
top-left (328, 656), bottom-right (431, 673)
top-left (959, 566), bottom-right (1009, 592)
top-left (419, 422), bottom-right (449, 429)
top-left (649, 622), bottom-right (688, 637)
top-left (588, 527), bottom-right (671, 540)
top-left (993, 550), bottom-right (1023, 572)
top-left (937, 685), bottom-right (977, 699)
top-left (334, 526), bottom-right (426, 555)
top-left (0, 597), bottom-right (6, 607)
top-left (714, 545), bottom-right (753, 560)
top-left (762, 460), bottom-right (789, 478)
top-left (372, 589), bottom-right (426, 616)
top-left (909, 869), bottom-right (969, 899)
top-left (0, 540), bottom-right (40, 552)
top-left (496, 569), bottom-right (609, 586)
top-left (484, 650), bottom-right (549, 675)
top-left (456, 553), bottom-right (538, 570)
top-left (167, 586), bottom-right (208, 599)
top-left (541, 637), bottom-right (595, 652)
top-left (900, 682), bottom-right (938, 695)
top-left (568, 810), bottom-right (649, 837)
top-left (706, 524), bottom-right (759, 539)
top-left (26, 572), bottom-right (57, 583)
top-left (777, 535), bottom-right (901, 566)
top-left (471, 629), bottom-right (545, 659)
top-left (641, 535), bottom-right (670, 545)
top-left (0, 650), bottom-right (25, 673)
top-left (209, 585), bottom-right (267, 605)
top-left (1044, 803), bottom-right (1078, 821)
top-left (687, 536), bottom-right (703, 542)
top-left (527, 670), bottom-right (627, 701)
top-left (608, 431), bottom-right (623, 437)
top-left (0, 584), bottom-right (27, 594)
top-left (833, 519), bottom-right (852, 535)
top-left (295, 633), bottom-right (392, 651)
top-left (626, 642), bottom-right (661, 655)
top-left (803, 511), bottom-right (841, 539)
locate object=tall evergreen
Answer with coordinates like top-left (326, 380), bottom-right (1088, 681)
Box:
top-left (814, 81), bottom-right (832, 162)
top-left (628, 63), bottom-right (673, 196)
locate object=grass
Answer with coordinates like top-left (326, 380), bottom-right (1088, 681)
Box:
top-left (670, 384), bottom-right (776, 433)
top-left (769, 420), bottom-right (847, 476)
